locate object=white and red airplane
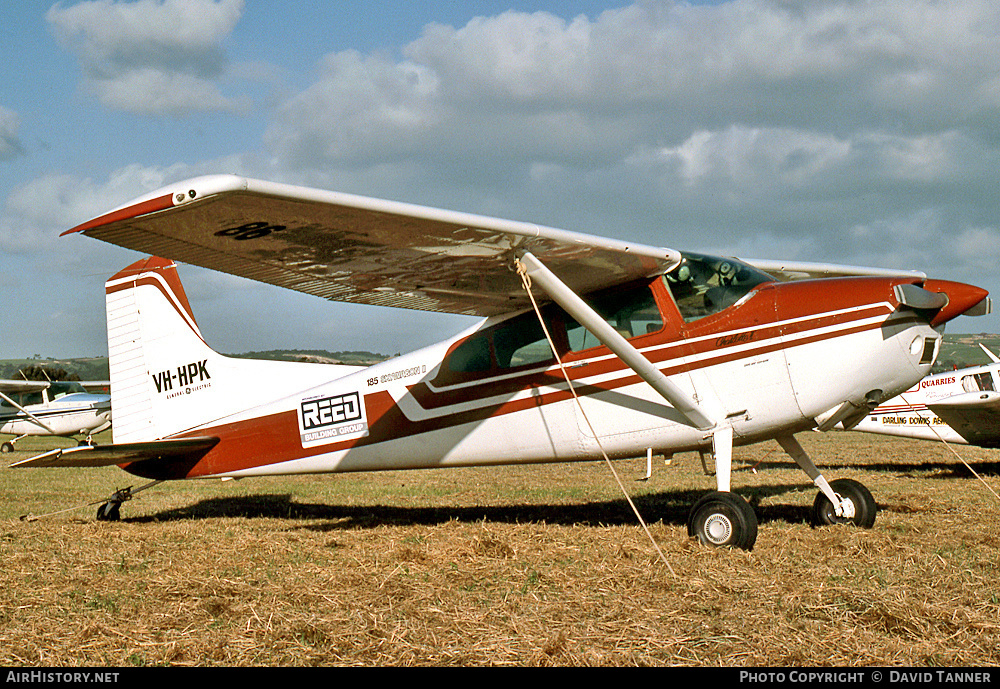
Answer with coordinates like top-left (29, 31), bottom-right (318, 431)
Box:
top-left (12, 175), bottom-right (991, 548)
top-left (1, 379), bottom-right (111, 452)
top-left (846, 344), bottom-right (1000, 448)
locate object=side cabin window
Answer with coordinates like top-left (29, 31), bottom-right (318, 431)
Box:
top-left (438, 280), bottom-right (664, 384)
top-left (0, 390), bottom-right (44, 408)
top-left (962, 372), bottom-right (996, 393)
top-left (661, 252), bottom-right (773, 323)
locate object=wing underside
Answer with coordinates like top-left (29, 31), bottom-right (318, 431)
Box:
top-left (68, 175), bottom-right (680, 317)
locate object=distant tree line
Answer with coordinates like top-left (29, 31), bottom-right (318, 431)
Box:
top-left (0, 365), bottom-right (81, 381)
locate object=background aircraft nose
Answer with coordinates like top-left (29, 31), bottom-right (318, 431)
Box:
top-left (917, 279), bottom-right (990, 326)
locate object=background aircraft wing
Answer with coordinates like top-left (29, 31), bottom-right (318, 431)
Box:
top-left (0, 380), bottom-right (50, 395)
top-left (66, 175), bottom-right (681, 317)
top-left (927, 391), bottom-right (1000, 448)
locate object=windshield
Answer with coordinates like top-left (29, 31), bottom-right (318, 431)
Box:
top-left (662, 252), bottom-right (774, 323)
top-left (47, 381), bottom-right (87, 399)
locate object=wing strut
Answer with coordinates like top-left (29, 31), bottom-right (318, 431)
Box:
top-left (516, 252), bottom-right (717, 430)
top-left (515, 252), bottom-right (734, 491)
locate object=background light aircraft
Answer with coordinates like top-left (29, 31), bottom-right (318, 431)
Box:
top-left (847, 344), bottom-right (1000, 448)
top-left (1, 379), bottom-right (112, 453)
top-left (13, 175), bottom-right (991, 549)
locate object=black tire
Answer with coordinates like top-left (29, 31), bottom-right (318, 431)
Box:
top-left (687, 491), bottom-right (758, 550)
top-left (812, 478), bottom-right (877, 528)
top-left (96, 502), bottom-right (121, 522)
top-left (0, 442), bottom-right (13, 454)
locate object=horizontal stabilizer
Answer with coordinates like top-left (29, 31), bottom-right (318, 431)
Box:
top-left (927, 392), bottom-right (1000, 448)
top-left (10, 437), bottom-right (219, 469)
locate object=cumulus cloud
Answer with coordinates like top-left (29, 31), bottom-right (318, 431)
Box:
top-left (0, 163), bottom-right (194, 253)
top-left (0, 106), bottom-right (25, 160)
top-left (262, 0), bottom-right (1000, 284)
top-left (47, 0), bottom-right (245, 115)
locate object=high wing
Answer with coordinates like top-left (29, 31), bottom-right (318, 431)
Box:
top-left (0, 380), bottom-right (51, 395)
top-left (65, 175), bottom-right (928, 315)
top-left (744, 258), bottom-right (926, 282)
top-left (65, 175), bottom-right (682, 317)
top-left (927, 392), bottom-right (1000, 448)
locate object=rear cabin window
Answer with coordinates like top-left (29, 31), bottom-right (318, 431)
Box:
top-left (441, 280), bottom-right (664, 381)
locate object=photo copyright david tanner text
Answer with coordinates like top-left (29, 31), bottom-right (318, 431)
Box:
top-left (739, 670), bottom-right (993, 684)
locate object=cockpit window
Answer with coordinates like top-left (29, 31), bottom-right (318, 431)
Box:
top-left (662, 252), bottom-right (774, 323)
top-left (962, 372), bottom-right (996, 393)
top-left (48, 381), bottom-right (87, 399)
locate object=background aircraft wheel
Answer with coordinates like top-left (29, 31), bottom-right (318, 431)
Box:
top-left (96, 502), bottom-right (121, 522)
top-left (687, 491), bottom-right (758, 550)
top-left (0, 442), bottom-right (13, 453)
top-left (812, 478), bottom-right (877, 528)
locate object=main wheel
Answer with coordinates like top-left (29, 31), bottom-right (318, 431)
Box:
top-left (812, 478), bottom-right (877, 528)
top-left (687, 491), bottom-right (758, 550)
top-left (1, 442), bottom-right (13, 453)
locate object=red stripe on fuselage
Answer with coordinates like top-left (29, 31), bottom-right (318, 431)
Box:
top-left (134, 284), bottom-right (910, 479)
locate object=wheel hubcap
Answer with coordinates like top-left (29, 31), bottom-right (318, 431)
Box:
top-left (704, 513), bottom-right (733, 544)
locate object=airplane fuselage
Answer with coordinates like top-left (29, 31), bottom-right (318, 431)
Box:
top-left (117, 270), bottom-right (953, 481)
top-left (0, 392), bottom-right (112, 439)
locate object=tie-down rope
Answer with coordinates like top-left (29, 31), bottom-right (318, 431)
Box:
top-left (514, 259), bottom-right (676, 576)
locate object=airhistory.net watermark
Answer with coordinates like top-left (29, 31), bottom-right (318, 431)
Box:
top-left (5, 671), bottom-right (119, 684)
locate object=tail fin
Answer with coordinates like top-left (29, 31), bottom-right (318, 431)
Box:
top-left (105, 257), bottom-right (357, 442)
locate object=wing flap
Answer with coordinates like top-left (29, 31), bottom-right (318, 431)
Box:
top-left (927, 391), bottom-right (1000, 448)
top-left (10, 437), bottom-right (219, 469)
top-left (68, 175), bottom-right (680, 317)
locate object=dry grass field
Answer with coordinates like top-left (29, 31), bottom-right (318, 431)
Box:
top-left (2, 430), bottom-right (999, 667)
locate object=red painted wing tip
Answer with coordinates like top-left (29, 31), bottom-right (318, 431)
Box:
top-left (61, 193), bottom-right (176, 236)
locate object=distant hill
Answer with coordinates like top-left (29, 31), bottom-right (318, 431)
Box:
top-left (2, 335), bottom-right (995, 382)
top-left (226, 349), bottom-right (389, 366)
top-left (935, 333), bottom-right (1000, 372)
top-left (0, 357), bottom-right (111, 382)
top-left (0, 350), bottom-right (389, 381)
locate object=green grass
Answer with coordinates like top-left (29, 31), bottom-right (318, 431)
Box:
top-left (2, 431), bottom-right (1000, 666)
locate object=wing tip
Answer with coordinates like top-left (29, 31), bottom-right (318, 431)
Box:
top-left (62, 174), bottom-right (251, 237)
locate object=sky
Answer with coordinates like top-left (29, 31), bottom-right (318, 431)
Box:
top-left (2, 0), bottom-right (1000, 359)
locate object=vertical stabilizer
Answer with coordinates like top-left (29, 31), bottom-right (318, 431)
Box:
top-left (105, 257), bottom-right (359, 442)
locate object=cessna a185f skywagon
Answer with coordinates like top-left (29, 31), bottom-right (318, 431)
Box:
top-left (13, 175), bottom-right (991, 549)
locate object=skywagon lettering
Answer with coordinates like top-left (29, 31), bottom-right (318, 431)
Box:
top-left (298, 391), bottom-right (369, 448)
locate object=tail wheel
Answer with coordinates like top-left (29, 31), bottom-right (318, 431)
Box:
top-left (687, 491), bottom-right (758, 551)
top-left (812, 478), bottom-right (877, 528)
top-left (96, 501), bottom-right (121, 522)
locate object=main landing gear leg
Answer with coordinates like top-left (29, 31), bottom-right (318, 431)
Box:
top-left (1, 435), bottom-right (28, 453)
top-left (96, 480), bottom-right (164, 522)
top-left (776, 434), bottom-right (877, 528)
top-left (687, 426), bottom-right (759, 550)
